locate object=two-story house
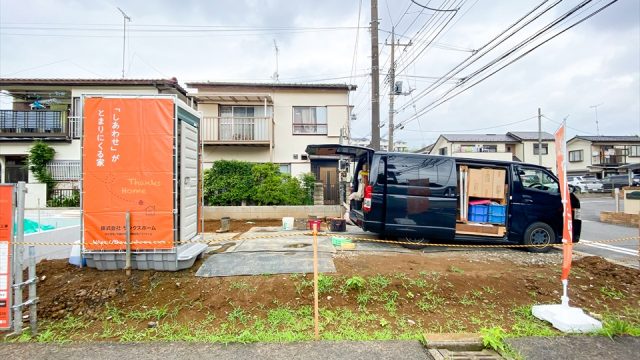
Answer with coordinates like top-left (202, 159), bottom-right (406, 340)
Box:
top-left (424, 131), bottom-right (556, 171)
top-left (185, 82), bottom-right (355, 204)
top-left (566, 135), bottom-right (640, 177)
top-left (0, 78), bottom-right (188, 192)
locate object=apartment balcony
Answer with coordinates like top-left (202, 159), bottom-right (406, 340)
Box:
top-left (0, 110), bottom-right (71, 141)
top-left (201, 116), bottom-right (273, 146)
top-left (592, 154), bottom-right (627, 167)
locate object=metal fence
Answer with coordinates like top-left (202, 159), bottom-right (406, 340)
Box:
top-left (0, 110), bottom-right (68, 137)
top-left (47, 160), bottom-right (81, 181)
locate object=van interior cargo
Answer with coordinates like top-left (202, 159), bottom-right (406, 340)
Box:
top-left (456, 165), bottom-right (508, 237)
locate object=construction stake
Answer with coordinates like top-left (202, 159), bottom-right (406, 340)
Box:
top-left (312, 223), bottom-right (319, 340)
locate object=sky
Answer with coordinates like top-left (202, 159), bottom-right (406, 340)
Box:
top-left (0, 0), bottom-right (638, 149)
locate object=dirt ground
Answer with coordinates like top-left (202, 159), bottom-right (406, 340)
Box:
top-left (28, 245), bottom-right (640, 340)
top-left (203, 219), bottom-right (284, 233)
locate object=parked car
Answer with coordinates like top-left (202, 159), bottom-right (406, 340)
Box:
top-left (601, 175), bottom-right (635, 191)
top-left (568, 176), bottom-right (603, 193)
top-left (306, 144), bottom-right (581, 253)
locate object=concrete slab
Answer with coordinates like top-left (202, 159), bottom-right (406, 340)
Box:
top-left (202, 232), bottom-right (239, 243)
top-left (506, 335), bottom-right (640, 360)
top-left (196, 251), bottom-right (336, 277)
top-left (232, 236), bottom-right (335, 254)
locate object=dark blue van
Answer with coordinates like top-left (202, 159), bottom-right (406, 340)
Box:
top-left (306, 144), bottom-right (581, 253)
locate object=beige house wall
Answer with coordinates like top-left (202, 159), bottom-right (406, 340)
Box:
top-left (197, 87), bottom-right (351, 178)
top-left (566, 139), bottom-right (593, 174)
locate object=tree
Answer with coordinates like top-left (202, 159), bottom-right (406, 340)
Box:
top-left (27, 141), bottom-right (56, 197)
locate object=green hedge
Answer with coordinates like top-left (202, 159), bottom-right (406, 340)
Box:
top-left (204, 160), bottom-right (316, 206)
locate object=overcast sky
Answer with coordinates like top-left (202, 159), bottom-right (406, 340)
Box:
top-left (1, 0), bottom-right (638, 149)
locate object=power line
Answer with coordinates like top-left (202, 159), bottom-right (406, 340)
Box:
top-left (396, 0), bottom-right (618, 129)
top-left (396, 0), bottom-right (561, 114)
top-left (410, 0), bottom-right (461, 12)
top-left (399, 115), bottom-right (538, 133)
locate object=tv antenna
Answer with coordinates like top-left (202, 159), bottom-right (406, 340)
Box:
top-left (590, 103), bottom-right (603, 136)
top-left (117, 7), bottom-right (131, 78)
top-left (272, 39), bottom-right (279, 82)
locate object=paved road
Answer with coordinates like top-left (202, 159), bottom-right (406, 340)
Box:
top-left (576, 197), bottom-right (639, 269)
top-left (0, 341), bottom-right (432, 360)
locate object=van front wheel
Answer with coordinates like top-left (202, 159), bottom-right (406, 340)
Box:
top-left (523, 222), bottom-right (556, 253)
top-left (400, 237), bottom-right (430, 250)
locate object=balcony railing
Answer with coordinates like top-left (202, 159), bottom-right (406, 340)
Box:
top-left (69, 115), bottom-right (82, 139)
top-left (593, 155), bottom-right (627, 166)
top-left (47, 160), bottom-right (81, 181)
top-left (0, 110), bottom-right (69, 139)
top-left (202, 116), bottom-right (272, 145)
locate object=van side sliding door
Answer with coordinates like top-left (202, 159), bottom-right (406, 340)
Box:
top-left (384, 155), bottom-right (457, 240)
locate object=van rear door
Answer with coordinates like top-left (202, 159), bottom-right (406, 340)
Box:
top-left (384, 154), bottom-right (457, 241)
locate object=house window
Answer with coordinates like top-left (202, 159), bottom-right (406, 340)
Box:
top-left (278, 164), bottom-right (291, 174)
top-left (482, 145), bottom-right (497, 153)
top-left (292, 106), bottom-right (327, 135)
top-left (219, 105), bottom-right (272, 141)
top-left (533, 143), bottom-right (548, 155)
top-left (629, 145), bottom-right (640, 157)
top-left (439, 147), bottom-right (447, 155)
top-left (569, 150), bottom-right (583, 162)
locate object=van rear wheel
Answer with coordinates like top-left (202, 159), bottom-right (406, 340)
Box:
top-left (523, 222), bottom-right (555, 253)
top-left (400, 237), bottom-right (430, 250)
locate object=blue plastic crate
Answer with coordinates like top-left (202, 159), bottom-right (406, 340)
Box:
top-left (488, 204), bottom-right (506, 224)
top-left (469, 204), bottom-right (489, 222)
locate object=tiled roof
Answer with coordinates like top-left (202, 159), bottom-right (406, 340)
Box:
top-left (572, 135), bottom-right (640, 142)
top-left (441, 134), bottom-right (518, 142)
top-left (186, 81), bottom-right (356, 91)
top-left (0, 78), bottom-right (187, 95)
top-left (508, 131), bottom-right (555, 141)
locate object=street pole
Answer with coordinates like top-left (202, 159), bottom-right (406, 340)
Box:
top-left (538, 107), bottom-right (542, 166)
top-left (386, 27), bottom-right (411, 153)
top-left (388, 26), bottom-right (395, 152)
top-left (370, 0), bottom-right (380, 150)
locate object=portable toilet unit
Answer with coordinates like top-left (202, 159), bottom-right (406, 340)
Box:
top-left (80, 95), bottom-right (206, 271)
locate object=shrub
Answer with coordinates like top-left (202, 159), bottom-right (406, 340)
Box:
top-left (27, 141), bottom-right (56, 197)
top-left (204, 160), bottom-right (313, 206)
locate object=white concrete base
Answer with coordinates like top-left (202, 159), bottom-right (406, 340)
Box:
top-left (532, 304), bottom-right (602, 333)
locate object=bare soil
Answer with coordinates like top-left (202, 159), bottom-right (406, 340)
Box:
top-left (30, 245), bottom-right (640, 339)
top-left (203, 219), bottom-right (283, 233)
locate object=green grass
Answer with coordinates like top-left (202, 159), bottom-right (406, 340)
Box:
top-left (228, 280), bottom-right (256, 293)
top-left (317, 274), bottom-right (335, 294)
top-left (368, 274), bottom-right (391, 293)
top-left (600, 286), bottom-right (625, 300)
top-left (342, 276), bottom-right (366, 292)
top-left (448, 265), bottom-right (464, 274)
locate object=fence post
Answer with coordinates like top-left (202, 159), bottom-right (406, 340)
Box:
top-left (312, 223), bottom-right (319, 340)
top-left (28, 246), bottom-right (37, 335)
top-left (615, 188), bottom-right (620, 213)
top-left (12, 181), bottom-right (26, 334)
top-left (125, 211), bottom-right (131, 276)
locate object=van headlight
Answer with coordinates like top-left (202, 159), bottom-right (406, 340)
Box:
top-left (573, 208), bottom-right (581, 220)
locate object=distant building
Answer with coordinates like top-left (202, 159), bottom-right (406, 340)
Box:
top-left (566, 135), bottom-right (640, 177)
top-left (350, 137), bottom-right (409, 152)
top-left (422, 132), bottom-right (556, 171)
top-left (0, 78), bottom-right (188, 186)
top-left (186, 81), bottom-right (355, 205)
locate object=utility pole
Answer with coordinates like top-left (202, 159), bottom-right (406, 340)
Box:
top-left (538, 107), bottom-right (542, 166)
top-left (117, 7), bottom-right (131, 79)
top-left (370, 0), bottom-right (380, 150)
top-left (386, 26), bottom-right (411, 152)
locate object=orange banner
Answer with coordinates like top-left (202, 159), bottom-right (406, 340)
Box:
top-left (0, 185), bottom-right (13, 330)
top-left (82, 98), bottom-right (175, 251)
top-left (555, 123), bottom-right (573, 280)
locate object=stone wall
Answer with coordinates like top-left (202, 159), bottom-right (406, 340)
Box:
top-left (204, 205), bottom-right (344, 220)
top-left (600, 211), bottom-right (640, 227)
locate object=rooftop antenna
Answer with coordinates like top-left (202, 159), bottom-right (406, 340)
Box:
top-left (117, 7), bottom-right (131, 78)
top-left (590, 103), bottom-right (603, 136)
top-left (272, 39), bottom-right (279, 82)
